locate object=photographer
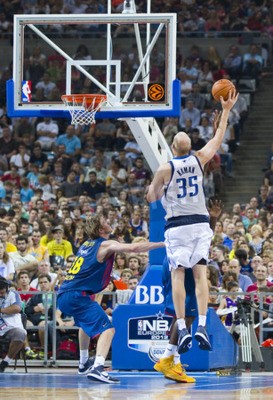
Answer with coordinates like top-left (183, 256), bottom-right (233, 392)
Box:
top-left (0, 277), bottom-right (26, 372)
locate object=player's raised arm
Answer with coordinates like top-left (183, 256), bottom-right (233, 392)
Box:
top-left (98, 239), bottom-right (165, 262)
top-left (196, 89), bottom-right (239, 166)
top-left (146, 163), bottom-right (171, 203)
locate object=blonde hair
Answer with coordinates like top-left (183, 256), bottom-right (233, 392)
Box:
top-left (85, 214), bottom-right (103, 240)
top-left (250, 224), bottom-right (263, 237)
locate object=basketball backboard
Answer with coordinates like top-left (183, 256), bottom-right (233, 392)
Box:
top-left (7, 13), bottom-right (180, 120)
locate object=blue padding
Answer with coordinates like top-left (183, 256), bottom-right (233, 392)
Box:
top-left (149, 201), bottom-right (165, 265)
top-left (6, 79), bottom-right (181, 119)
top-left (112, 304), bottom-right (238, 370)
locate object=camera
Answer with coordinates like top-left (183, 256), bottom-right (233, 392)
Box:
top-left (237, 297), bottom-right (252, 310)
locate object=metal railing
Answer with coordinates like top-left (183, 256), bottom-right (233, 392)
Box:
top-left (16, 289), bottom-right (273, 367)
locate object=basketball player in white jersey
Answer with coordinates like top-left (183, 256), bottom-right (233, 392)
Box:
top-left (147, 89), bottom-right (238, 354)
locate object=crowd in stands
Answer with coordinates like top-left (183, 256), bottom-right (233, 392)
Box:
top-left (0, 0), bottom-right (273, 360)
top-left (1, 0), bottom-right (273, 38)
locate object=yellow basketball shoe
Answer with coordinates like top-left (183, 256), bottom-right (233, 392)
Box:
top-left (165, 362), bottom-right (196, 383)
top-left (154, 355), bottom-right (174, 375)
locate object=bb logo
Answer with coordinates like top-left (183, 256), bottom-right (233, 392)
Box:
top-left (148, 83), bottom-right (165, 102)
top-left (135, 285), bottom-right (164, 304)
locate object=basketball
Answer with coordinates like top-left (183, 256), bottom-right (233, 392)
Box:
top-left (211, 79), bottom-right (235, 102)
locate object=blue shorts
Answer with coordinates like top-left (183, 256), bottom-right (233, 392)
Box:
top-left (57, 291), bottom-right (113, 339)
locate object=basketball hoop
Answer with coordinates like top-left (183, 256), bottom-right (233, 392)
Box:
top-left (61, 94), bottom-right (107, 125)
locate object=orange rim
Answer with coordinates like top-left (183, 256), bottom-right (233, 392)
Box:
top-left (61, 94), bottom-right (107, 108)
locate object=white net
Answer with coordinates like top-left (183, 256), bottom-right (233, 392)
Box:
top-left (61, 94), bottom-right (106, 126)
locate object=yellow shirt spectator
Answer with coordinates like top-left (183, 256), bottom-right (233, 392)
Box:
top-left (46, 225), bottom-right (73, 259)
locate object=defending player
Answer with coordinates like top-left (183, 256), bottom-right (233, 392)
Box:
top-left (57, 213), bottom-right (164, 384)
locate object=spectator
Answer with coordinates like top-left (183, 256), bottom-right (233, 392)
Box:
top-left (89, 148), bottom-right (111, 170)
top-left (217, 281), bottom-right (240, 336)
top-left (1, 165), bottom-right (21, 188)
top-left (115, 149), bottom-right (133, 172)
top-left (129, 209), bottom-right (148, 238)
top-left (20, 177), bottom-right (34, 204)
top-left (0, 278), bottom-right (27, 373)
top-left (249, 224), bottom-right (264, 255)
top-left (30, 260), bottom-right (57, 290)
top-left (28, 229), bottom-right (49, 263)
top-left (35, 72), bottom-right (56, 99)
top-left (242, 207), bottom-right (258, 231)
top-left (127, 255), bottom-right (141, 276)
top-left (250, 255), bottom-right (263, 277)
top-left (0, 227), bottom-right (17, 253)
top-left (115, 121), bottom-right (131, 151)
top-left (246, 264), bottom-right (273, 303)
top-left (105, 159), bottom-right (127, 196)
top-left (106, 209), bottom-right (118, 231)
top-left (85, 159), bottom-right (108, 185)
top-left (177, 69), bottom-right (192, 107)
top-left (223, 223), bottom-right (235, 251)
top-left (223, 45), bottom-right (242, 80)
top-left (197, 60), bottom-right (214, 93)
top-left (264, 159), bottom-right (273, 188)
top-left (190, 128), bottom-right (206, 153)
top-left (94, 119), bottom-right (116, 151)
top-left (120, 268), bottom-right (134, 287)
top-left (162, 117), bottom-right (179, 146)
top-left (9, 235), bottom-right (38, 277)
top-left (29, 143), bottom-right (49, 174)
top-left (82, 171), bottom-right (105, 202)
top-left (10, 143), bottom-right (30, 176)
top-left (46, 225), bottom-right (73, 260)
top-left (208, 286), bottom-right (220, 309)
top-left (71, 225), bottom-right (87, 255)
top-left (17, 269), bottom-right (38, 306)
top-left (0, 241), bottom-right (15, 280)
top-left (179, 99), bottom-right (201, 129)
top-left (0, 127), bottom-right (17, 167)
top-left (235, 248), bottom-right (254, 279)
top-left (228, 258), bottom-right (252, 293)
top-left (79, 136), bottom-right (95, 166)
top-left (60, 171), bottom-right (83, 202)
top-left (113, 252), bottom-right (128, 279)
top-left (123, 173), bottom-right (145, 205)
top-left (13, 117), bottom-right (35, 145)
top-left (111, 219), bottom-right (132, 244)
top-left (207, 265), bottom-right (219, 288)
top-left (128, 275), bottom-right (139, 290)
top-left (54, 125), bottom-right (81, 158)
top-left (130, 157), bottom-right (151, 186)
top-left (197, 116), bottom-right (214, 142)
top-left (242, 44), bottom-right (263, 82)
top-left (124, 133), bottom-right (142, 160)
top-left (186, 83), bottom-right (207, 110)
top-left (25, 273), bottom-right (53, 357)
top-left (36, 117), bottom-right (59, 151)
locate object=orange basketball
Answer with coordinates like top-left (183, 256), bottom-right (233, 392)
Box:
top-left (211, 79), bottom-right (235, 102)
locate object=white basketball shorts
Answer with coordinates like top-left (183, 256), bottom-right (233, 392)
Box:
top-left (164, 222), bottom-right (213, 270)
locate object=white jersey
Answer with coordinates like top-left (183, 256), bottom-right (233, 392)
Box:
top-left (161, 154), bottom-right (209, 221)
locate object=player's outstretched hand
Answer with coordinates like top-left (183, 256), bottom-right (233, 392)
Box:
top-left (208, 198), bottom-right (223, 218)
top-left (220, 89), bottom-right (239, 110)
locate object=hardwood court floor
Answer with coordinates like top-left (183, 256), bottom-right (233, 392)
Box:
top-left (1, 368), bottom-right (273, 400)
